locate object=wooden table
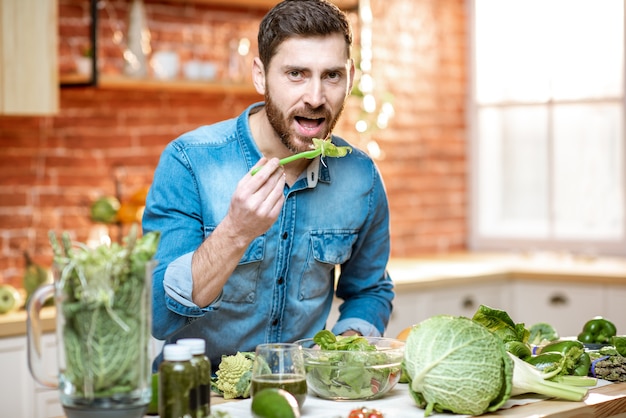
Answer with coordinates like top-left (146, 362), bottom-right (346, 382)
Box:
top-left (487, 382), bottom-right (626, 417)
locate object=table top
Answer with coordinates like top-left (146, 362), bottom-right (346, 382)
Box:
top-left (210, 381), bottom-right (626, 418)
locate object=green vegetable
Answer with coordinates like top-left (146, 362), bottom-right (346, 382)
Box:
top-left (612, 336), bottom-right (626, 356)
top-left (528, 322), bottom-right (559, 346)
top-left (49, 225), bottom-right (159, 399)
top-left (551, 375), bottom-right (598, 387)
top-left (250, 137), bottom-right (352, 175)
top-left (90, 196), bottom-right (120, 224)
top-left (212, 352), bottom-right (255, 399)
top-left (577, 317), bottom-right (617, 344)
top-left (505, 341), bottom-right (532, 361)
top-left (403, 315), bottom-right (513, 416)
top-left (403, 314), bottom-right (591, 417)
top-left (526, 352), bottom-right (566, 375)
top-left (472, 305), bottom-right (531, 359)
top-left (304, 330), bottom-right (402, 400)
top-left (539, 340), bottom-right (591, 377)
top-left (590, 355), bottom-right (626, 382)
top-left (507, 352), bottom-right (589, 401)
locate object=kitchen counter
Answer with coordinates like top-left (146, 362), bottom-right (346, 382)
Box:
top-left (209, 381), bottom-right (626, 417)
top-left (388, 251), bottom-right (626, 290)
top-left (0, 305), bottom-right (56, 338)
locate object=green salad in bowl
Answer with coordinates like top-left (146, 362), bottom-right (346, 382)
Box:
top-left (295, 331), bottom-right (404, 401)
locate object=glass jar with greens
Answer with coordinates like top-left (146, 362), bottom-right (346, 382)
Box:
top-left (27, 226), bottom-right (159, 418)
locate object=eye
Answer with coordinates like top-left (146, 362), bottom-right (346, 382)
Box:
top-left (288, 70), bottom-right (303, 79)
top-left (326, 71), bottom-right (342, 82)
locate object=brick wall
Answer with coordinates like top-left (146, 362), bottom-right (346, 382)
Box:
top-left (0, 0), bottom-right (467, 288)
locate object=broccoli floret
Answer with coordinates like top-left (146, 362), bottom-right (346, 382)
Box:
top-left (211, 352), bottom-right (255, 399)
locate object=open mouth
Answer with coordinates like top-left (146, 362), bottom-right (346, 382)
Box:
top-left (295, 116), bottom-right (325, 135)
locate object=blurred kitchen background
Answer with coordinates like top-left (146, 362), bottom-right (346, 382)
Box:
top-left (0, 0), bottom-right (624, 287)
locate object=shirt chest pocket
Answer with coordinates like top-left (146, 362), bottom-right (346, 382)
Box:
top-left (298, 230), bottom-right (358, 301)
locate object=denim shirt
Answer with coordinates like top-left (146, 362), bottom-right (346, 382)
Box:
top-left (143, 102), bottom-right (394, 368)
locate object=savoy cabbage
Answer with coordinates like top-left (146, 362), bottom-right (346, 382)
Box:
top-left (403, 315), bottom-right (513, 416)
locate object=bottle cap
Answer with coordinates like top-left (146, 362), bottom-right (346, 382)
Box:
top-left (163, 344), bottom-right (191, 361)
top-left (177, 338), bottom-right (206, 355)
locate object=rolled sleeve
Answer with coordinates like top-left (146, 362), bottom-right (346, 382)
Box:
top-left (163, 252), bottom-right (222, 314)
top-left (332, 318), bottom-right (381, 337)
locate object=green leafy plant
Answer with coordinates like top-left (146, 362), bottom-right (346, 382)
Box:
top-left (49, 225), bottom-right (159, 399)
top-left (250, 137), bottom-right (352, 175)
top-left (301, 330), bottom-right (402, 400)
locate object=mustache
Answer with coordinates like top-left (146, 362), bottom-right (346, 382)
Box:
top-left (292, 105), bottom-right (330, 119)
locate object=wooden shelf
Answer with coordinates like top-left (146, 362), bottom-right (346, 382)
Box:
top-left (168, 0), bottom-right (358, 11)
top-left (97, 74), bottom-right (260, 94)
top-left (58, 0), bottom-right (359, 92)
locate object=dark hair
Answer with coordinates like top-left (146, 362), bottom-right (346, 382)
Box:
top-left (258, 0), bottom-right (353, 69)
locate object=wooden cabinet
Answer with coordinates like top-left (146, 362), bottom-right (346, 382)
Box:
top-left (0, 0), bottom-right (59, 115)
top-left (605, 284), bottom-right (626, 334)
top-left (384, 280), bottom-right (509, 338)
top-left (0, 333), bottom-right (63, 418)
top-left (330, 273), bottom-right (626, 340)
top-left (327, 279), bottom-right (509, 339)
top-left (509, 278), bottom-right (604, 337)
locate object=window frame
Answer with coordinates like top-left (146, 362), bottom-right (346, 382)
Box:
top-left (467, 0), bottom-right (626, 257)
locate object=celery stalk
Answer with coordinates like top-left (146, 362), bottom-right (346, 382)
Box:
top-left (250, 137), bottom-right (352, 176)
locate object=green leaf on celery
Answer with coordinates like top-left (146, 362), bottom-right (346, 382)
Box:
top-left (250, 137), bottom-right (352, 175)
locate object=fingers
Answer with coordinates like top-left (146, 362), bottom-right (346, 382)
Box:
top-left (227, 158), bottom-right (285, 239)
top-left (250, 157), bottom-right (281, 177)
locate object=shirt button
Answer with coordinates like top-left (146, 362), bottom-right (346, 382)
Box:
top-left (282, 232), bottom-right (288, 239)
top-left (277, 277), bottom-right (284, 285)
top-left (272, 318), bottom-right (279, 326)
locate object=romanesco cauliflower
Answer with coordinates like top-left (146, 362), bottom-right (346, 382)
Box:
top-left (212, 351), bottom-right (255, 399)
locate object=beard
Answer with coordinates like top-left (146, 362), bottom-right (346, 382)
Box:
top-left (264, 90), bottom-right (346, 154)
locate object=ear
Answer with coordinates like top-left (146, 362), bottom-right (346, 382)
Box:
top-left (347, 59), bottom-right (356, 94)
top-left (252, 57), bottom-right (266, 95)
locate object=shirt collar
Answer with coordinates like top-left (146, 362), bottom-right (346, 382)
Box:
top-left (305, 157), bottom-right (332, 188)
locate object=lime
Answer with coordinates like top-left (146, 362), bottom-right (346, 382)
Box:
top-left (251, 388), bottom-right (300, 418)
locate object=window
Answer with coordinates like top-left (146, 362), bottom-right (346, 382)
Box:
top-left (469, 0), bottom-right (626, 256)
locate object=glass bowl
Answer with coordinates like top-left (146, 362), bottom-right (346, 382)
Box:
top-left (294, 337), bottom-right (405, 401)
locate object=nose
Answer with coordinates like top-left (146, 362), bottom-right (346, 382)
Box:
top-left (302, 78), bottom-right (326, 108)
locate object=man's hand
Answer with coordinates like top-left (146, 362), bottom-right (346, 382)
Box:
top-left (223, 157), bottom-right (285, 245)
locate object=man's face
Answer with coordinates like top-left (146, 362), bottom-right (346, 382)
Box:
top-left (263, 34), bottom-right (354, 153)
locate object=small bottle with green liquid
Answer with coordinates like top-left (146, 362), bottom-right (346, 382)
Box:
top-left (178, 338), bottom-right (212, 418)
top-left (159, 344), bottom-right (195, 418)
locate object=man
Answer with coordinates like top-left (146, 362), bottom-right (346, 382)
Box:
top-left (143, 0), bottom-right (394, 369)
